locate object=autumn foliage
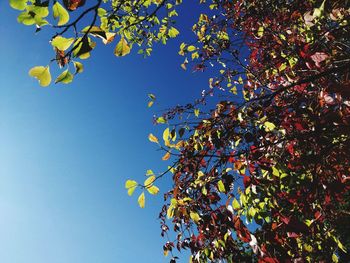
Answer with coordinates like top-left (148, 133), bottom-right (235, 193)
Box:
top-left (9, 0), bottom-right (350, 262)
top-left (155, 1), bottom-right (350, 262)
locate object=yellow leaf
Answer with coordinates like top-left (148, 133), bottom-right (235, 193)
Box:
top-left (167, 204), bottom-right (175, 219)
top-left (190, 212), bottom-right (200, 223)
top-left (147, 101), bottom-right (154, 108)
top-left (187, 45), bottom-right (196, 52)
top-left (194, 109), bottom-right (200, 117)
top-left (114, 37), bottom-right (131, 57)
top-left (332, 254), bottom-right (339, 263)
top-left (125, 180), bottom-right (138, 196)
top-left (53, 1), bottom-right (69, 26)
top-left (147, 185), bottom-right (159, 195)
top-left (230, 86), bottom-right (237, 95)
top-left (28, 66), bottom-right (51, 87)
top-left (144, 175), bottom-right (155, 187)
top-left (162, 152), bottom-right (171, 161)
top-left (163, 127), bottom-right (170, 142)
top-left (51, 36), bottom-right (75, 51)
top-left (102, 32), bottom-right (116, 45)
top-left (148, 133), bottom-right (159, 144)
top-left (138, 192), bottom-right (145, 208)
top-left (146, 169), bottom-right (154, 176)
top-left (272, 166), bottom-right (280, 177)
top-left (232, 198), bottom-right (241, 210)
top-left (264, 121), bottom-right (276, 132)
top-left (217, 180), bottom-right (225, 193)
top-left (257, 26), bottom-right (264, 38)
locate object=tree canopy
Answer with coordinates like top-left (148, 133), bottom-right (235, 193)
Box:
top-left (9, 0), bottom-right (350, 262)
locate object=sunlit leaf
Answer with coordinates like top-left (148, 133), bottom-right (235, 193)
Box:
top-left (138, 192), bottom-right (145, 208)
top-left (55, 69), bottom-right (73, 84)
top-left (163, 128), bottom-right (170, 142)
top-left (73, 61), bottom-right (84, 74)
top-left (146, 169), bottom-right (154, 176)
top-left (148, 133), bottom-right (159, 144)
top-left (28, 66), bottom-right (51, 87)
top-left (190, 212), bottom-right (200, 223)
top-left (147, 101), bottom-right (154, 108)
top-left (114, 37), bottom-right (131, 57)
top-left (125, 180), bottom-right (138, 196)
top-left (52, 36), bottom-right (75, 51)
top-left (257, 26), bottom-right (264, 38)
top-left (264, 121), bottom-right (276, 132)
top-left (53, 1), bottom-right (69, 26)
top-left (162, 152), bottom-right (171, 161)
top-left (147, 185), bottom-right (159, 195)
top-left (232, 198), bottom-right (241, 210)
top-left (9, 0), bottom-right (27, 10)
top-left (144, 175), bottom-right (155, 187)
top-left (168, 27), bottom-right (179, 38)
top-left (217, 180), bottom-right (225, 193)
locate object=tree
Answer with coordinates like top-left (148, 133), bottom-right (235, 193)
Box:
top-left (10, 0), bottom-right (350, 262)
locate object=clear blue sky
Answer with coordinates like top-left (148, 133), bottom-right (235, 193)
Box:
top-left (0, 2), bottom-right (213, 263)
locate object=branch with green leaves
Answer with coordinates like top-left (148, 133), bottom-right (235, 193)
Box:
top-left (10, 0), bottom-right (182, 86)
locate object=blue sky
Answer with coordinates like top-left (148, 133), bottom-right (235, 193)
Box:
top-left (0, 2), bottom-right (214, 263)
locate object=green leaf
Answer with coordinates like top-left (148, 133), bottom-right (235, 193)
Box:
top-left (114, 37), bottom-right (131, 57)
top-left (217, 180), bottom-right (225, 193)
top-left (55, 69), bottom-right (73, 84)
top-left (147, 185), bottom-right (159, 195)
top-left (52, 36), bottom-right (75, 51)
top-left (28, 6), bottom-right (49, 18)
top-left (9, 0), bottom-right (27, 10)
top-left (53, 1), bottom-right (69, 26)
top-left (125, 180), bottom-right (138, 196)
top-left (28, 66), bottom-right (51, 87)
top-left (138, 192), bottom-right (145, 208)
top-left (73, 61), bottom-right (84, 74)
top-left (17, 12), bottom-right (36, 25)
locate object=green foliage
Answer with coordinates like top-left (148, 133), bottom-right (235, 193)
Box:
top-left (10, 0), bottom-right (183, 86)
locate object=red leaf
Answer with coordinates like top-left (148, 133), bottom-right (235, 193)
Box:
top-left (233, 216), bottom-right (251, 243)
